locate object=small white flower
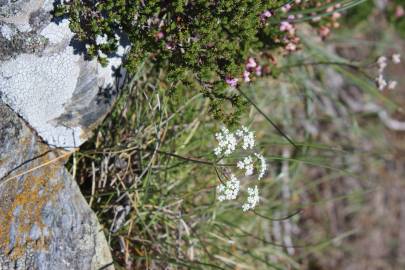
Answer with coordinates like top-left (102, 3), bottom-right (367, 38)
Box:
top-left (237, 156), bottom-right (254, 176)
top-left (242, 185), bottom-right (260, 212)
top-left (235, 126), bottom-right (255, 150)
top-left (214, 127), bottom-right (237, 156)
top-left (377, 56), bottom-right (387, 64)
top-left (392, 54), bottom-right (401, 64)
top-left (388, 80), bottom-right (398, 90)
top-left (217, 174), bottom-right (240, 201)
top-left (254, 153), bottom-right (267, 180)
top-left (377, 56), bottom-right (387, 72)
top-left (376, 74), bottom-right (387, 91)
top-left (245, 163), bottom-right (254, 177)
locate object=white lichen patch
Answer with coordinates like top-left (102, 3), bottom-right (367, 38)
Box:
top-left (0, 46), bottom-right (82, 148)
top-left (1, 24), bottom-right (14, 40)
top-left (0, 0), bottom-right (45, 33)
top-left (97, 35), bottom-right (129, 89)
top-left (0, 12), bottom-right (126, 149)
top-left (40, 20), bottom-right (73, 45)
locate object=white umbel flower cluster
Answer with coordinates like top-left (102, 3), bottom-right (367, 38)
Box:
top-left (214, 126), bottom-right (268, 211)
top-left (214, 127), bottom-right (237, 156)
top-left (214, 126), bottom-right (255, 157)
top-left (376, 74), bottom-right (387, 90)
top-left (217, 174), bottom-right (240, 201)
top-left (242, 185), bottom-right (260, 212)
top-left (254, 153), bottom-right (267, 180)
top-left (375, 54), bottom-right (401, 91)
top-left (377, 56), bottom-right (387, 73)
top-left (392, 54), bottom-right (401, 64)
top-left (236, 126), bottom-right (255, 150)
top-left (237, 156), bottom-right (254, 176)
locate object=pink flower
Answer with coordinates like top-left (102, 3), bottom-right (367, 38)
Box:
top-left (255, 65), bottom-right (262, 76)
top-left (281, 4), bottom-right (291, 13)
top-left (260, 10), bottom-right (272, 21)
top-left (396, 5), bottom-right (405, 18)
top-left (280, 21), bottom-right (293, 32)
top-left (226, 77), bottom-right (239, 87)
top-left (319, 26), bottom-right (330, 38)
top-left (264, 10), bottom-right (272, 17)
top-left (243, 70), bottom-right (251, 82)
top-left (155, 32), bottom-right (164, 40)
top-left (285, 43), bottom-right (297, 51)
top-left (246, 57), bottom-right (257, 69)
top-left (332, 12), bottom-right (341, 20)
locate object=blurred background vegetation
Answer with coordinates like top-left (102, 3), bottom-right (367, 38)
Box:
top-left (67, 1), bottom-right (405, 269)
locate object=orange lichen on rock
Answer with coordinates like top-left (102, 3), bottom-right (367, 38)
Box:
top-left (0, 151), bottom-right (65, 259)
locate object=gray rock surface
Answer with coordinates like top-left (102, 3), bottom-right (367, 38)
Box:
top-left (0, 0), bottom-right (126, 149)
top-left (0, 102), bottom-right (114, 270)
top-left (0, 0), bottom-right (125, 269)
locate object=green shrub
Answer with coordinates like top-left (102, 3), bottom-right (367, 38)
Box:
top-left (54, 0), bottom-right (286, 125)
top-left (388, 1), bottom-right (405, 37)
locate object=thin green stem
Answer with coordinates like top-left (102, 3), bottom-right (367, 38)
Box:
top-left (235, 87), bottom-right (298, 149)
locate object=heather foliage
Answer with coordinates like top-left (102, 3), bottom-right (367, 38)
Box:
top-left (54, 0), bottom-right (287, 124)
